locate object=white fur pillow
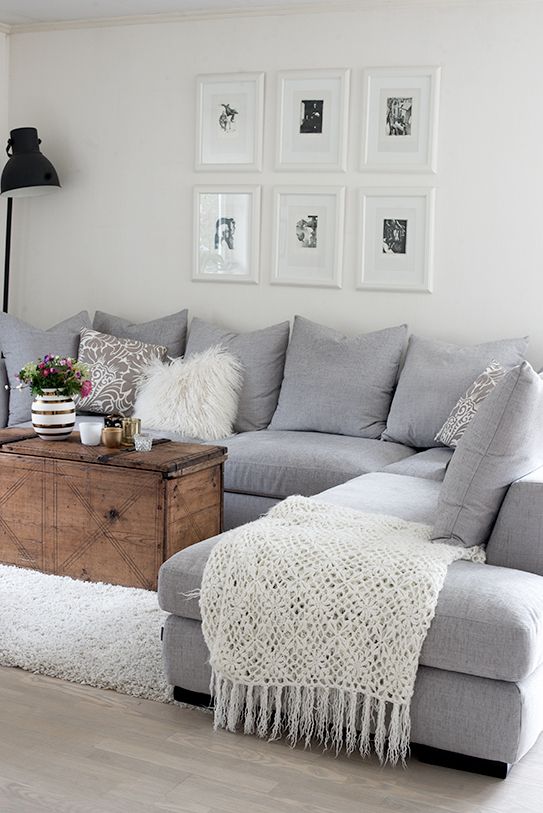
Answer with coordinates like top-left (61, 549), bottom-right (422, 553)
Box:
top-left (134, 346), bottom-right (243, 440)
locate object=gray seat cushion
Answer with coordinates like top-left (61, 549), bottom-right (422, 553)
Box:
top-left (316, 472), bottom-right (441, 524)
top-left (223, 430), bottom-right (415, 499)
top-left (159, 532), bottom-right (543, 683)
top-left (382, 448), bottom-right (454, 481)
top-left (269, 317), bottom-right (407, 438)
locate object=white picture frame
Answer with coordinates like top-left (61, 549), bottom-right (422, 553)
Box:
top-left (276, 69), bottom-right (350, 171)
top-left (271, 187), bottom-right (345, 288)
top-left (195, 72), bottom-right (264, 171)
top-left (193, 186), bottom-right (261, 284)
top-left (361, 66), bottom-right (441, 173)
top-left (357, 187), bottom-right (435, 293)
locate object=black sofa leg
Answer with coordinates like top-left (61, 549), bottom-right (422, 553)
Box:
top-left (172, 687), bottom-right (512, 778)
top-left (173, 685), bottom-right (213, 709)
top-left (412, 743), bottom-right (511, 779)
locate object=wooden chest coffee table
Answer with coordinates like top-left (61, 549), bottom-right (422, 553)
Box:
top-left (0, 429), bottom-right (226, 590)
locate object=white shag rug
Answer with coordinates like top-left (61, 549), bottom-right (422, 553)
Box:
top-left (0, 564), bottom-right (172, 702)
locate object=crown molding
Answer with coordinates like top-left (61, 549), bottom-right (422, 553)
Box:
top-left (4, 0), bottom-right (535, 34)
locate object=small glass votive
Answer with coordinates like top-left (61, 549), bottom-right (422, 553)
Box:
top-left (79, 422), bottom-right (103, 446)
top-left (134, 433), bottom-right (153, 452)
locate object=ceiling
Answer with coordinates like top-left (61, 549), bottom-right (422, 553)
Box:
top-left (0, 0), bottom-right (345, 27)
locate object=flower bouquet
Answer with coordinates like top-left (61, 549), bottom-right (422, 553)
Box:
top-left (17, 355), bottom-right (92, 398)
top-left (17, 355), bottom-right (92, 440)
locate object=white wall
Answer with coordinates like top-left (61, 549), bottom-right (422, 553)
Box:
top-left (6, 2), bottom-right (543, 363)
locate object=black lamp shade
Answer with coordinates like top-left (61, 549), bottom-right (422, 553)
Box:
top-left (0, 127), bottom-right (60, 198)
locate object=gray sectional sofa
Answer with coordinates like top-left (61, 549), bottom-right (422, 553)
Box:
top-left (2, 308), bottom-right (543, 775)
top-left (157, 317), bottom-right (543, 777)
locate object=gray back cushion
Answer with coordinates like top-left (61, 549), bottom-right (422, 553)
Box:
top-left (93, 309), bottom-right (188, 358)
top-left (185, 318), bottom-right (290, 433)
top-left (0, 311), bottom-right (92, 426)
top-left (432, 362), bottom-right (543, 548)
top-left (382, 334), bottom-right (529, 448)
top-left (269, 316), bottom-right (407, 438)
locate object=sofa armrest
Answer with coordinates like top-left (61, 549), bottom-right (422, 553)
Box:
top-left (487, 466), bottom-right (543, 575)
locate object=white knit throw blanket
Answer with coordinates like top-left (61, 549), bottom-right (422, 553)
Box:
top-left (200, 496), bottom-right (484, 764)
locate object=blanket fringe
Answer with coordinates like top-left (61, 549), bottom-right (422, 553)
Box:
top-left (211, 674), bottom-right (410, 765)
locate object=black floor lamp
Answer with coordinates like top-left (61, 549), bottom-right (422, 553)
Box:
top-left (0, 127), bottom-right (61, 313)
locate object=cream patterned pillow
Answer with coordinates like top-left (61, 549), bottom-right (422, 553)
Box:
top-left (77, 328), bottom-right (167, 416)
top-left (435, 361), bottom-right (506, 447)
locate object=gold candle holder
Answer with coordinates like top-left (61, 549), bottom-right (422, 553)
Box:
top-left (121, 417), bottom-right (141, 447)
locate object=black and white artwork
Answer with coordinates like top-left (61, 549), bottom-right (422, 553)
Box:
top-left (358, 188), bottom-right (434, 292)
top-left (218, 103), bottom-right (238, 134)
top-left (194, 187), bottom-right (260, 283)
top-left (276, 70), bottom-right (349, 170)
top-left (362, 67), bottom-right (440, 172)
top-left (272, 188), bottom-right (344, 287)
top-left (296, 215), bottom-right (318, 248)
top-left (299, 100), bottom-right (323, 134)
top-left (382, 218), bottom-right (407, 254)
top-left (214, 217), bottom-right (236, 250)
top-left (196, 73), bottom-right (264, 170)
top-left (386, 97), bottom-right (412, 136)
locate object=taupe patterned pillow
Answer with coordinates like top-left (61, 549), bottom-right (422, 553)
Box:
top-left (77, 328), bottom-right (167, 416)
top-left (435, 361), bottom-right (506, 447)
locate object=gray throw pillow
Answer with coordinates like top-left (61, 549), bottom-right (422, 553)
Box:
top-left (382, 334), bottom-right (528, 448)
top-left (269, 317), bottom-right (407, 438)
top-left (93, 309), bottom-right (188, 358)
top-left (77, 328), bottom-right (168, 417)
top-left (432, 362), bottom-right (543, 548)
top-left (0, 311), bottom-right (92, 426)
top-left (434, 361), bottom-right (506, 448)
top-left (185, 318), bottom-right (290, 433)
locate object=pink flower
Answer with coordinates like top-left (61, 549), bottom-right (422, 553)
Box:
top-left (80, 380), bottom-right (92, 398)
top-left (43, 370), bottom-right (49, 377)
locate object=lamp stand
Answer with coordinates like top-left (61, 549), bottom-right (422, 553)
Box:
top-left (3, 196), bottom-right (12, 313)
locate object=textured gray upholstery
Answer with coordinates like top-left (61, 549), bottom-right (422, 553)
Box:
top-left (185, 318), bottom-right (290, 433)
top-left (159, 526), bottom-right (543, 683)
top-left (224, 492), bottom-right (279, 531)
top-left (269, 317), bottom-right (407, 438)
top-left (487, 467), bottom-right (543, 576)
top-left (223, 431), bottom-right (415, 499)
top-left (93, 309), bottom-right (188, 358)
top-left (383, 334), bottom-right (528, 448)
top-left (382, 448), bottom-right (454, 481)
top-left (432, 363), bottom-right (543, 548)
top-left (316, 472), bottom-right (441, 524)
top-left (161, 615), bottom-right (543, 765)
top-left (0, 310), bottom-right (92, 426)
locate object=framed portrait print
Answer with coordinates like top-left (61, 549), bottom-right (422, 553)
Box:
top-left (276, 69), bottom-right (350, 171)
top-left (357, 188), bottom-right (435, 293)
top-left (361, 67), bottom-right (441, 173)
top-left (271, 187), bottom-right (345, 288)
top-left (195, 72), bottom-right (264, 170)
top-left (193, 186), bottom-right (261, 283)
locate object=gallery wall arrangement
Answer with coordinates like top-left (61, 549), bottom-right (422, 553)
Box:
top-left (192, 66), bottom-right (440, 294)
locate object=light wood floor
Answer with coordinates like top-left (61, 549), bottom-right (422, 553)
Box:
top-left (0, 666), bottom-right (542, 813)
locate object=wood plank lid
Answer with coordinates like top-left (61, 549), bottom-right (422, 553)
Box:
top-left (0, 429), bottom-right (226, 474)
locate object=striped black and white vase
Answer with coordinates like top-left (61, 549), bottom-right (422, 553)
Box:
top-left (31, 389), bottom-right (76, 440)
